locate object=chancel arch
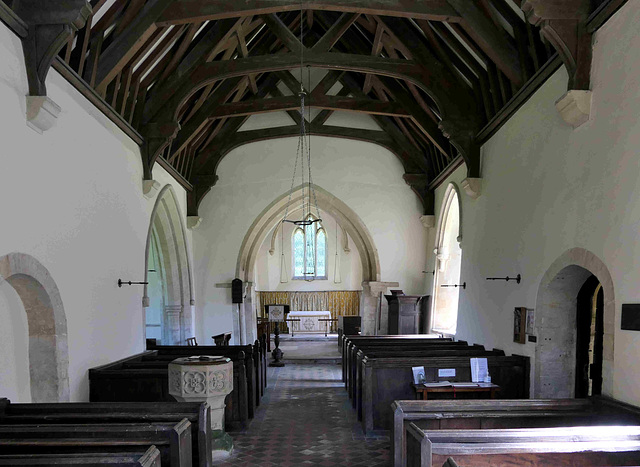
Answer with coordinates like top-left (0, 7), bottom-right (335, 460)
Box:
top-left (534, 248), bottom-right (615, 399)
top-left (0, 252), bottom-right (69, 402)
top-left (143, 185), bottom-right (195, 345)
top-left (431, 183), bottom-right (463, 335)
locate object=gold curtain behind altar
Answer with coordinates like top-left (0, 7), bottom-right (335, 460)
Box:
top-left (257, 290), bottom-right (361, 332)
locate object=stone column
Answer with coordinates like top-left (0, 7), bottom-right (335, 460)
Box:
top-left (164, 305), bottom-right (183, 344)
top-left (169, 356), bottom-right (234, 460)
top-left (360, 281), bottom-right (399, 335)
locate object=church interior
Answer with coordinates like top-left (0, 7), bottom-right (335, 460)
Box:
top-left (2, 0), bottom-right (640, 465)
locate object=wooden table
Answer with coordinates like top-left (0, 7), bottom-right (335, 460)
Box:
top-left (412, 382), bottom-right (500, 400)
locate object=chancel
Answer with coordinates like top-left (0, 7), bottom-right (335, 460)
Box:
top-left (2, 0), bottom-right (640, 466)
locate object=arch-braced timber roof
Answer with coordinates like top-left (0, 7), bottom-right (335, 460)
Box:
top-left (3, 0), bottom-right (619, 215)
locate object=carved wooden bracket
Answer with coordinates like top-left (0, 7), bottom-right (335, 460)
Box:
top-left (522, 0), bottom-right (592, 91)
top-left (15, 0), bottom-right (92, 97)
top-left (140, 121), bottom-right (181, 180)
top-left (403, 173), bottom-right (434, 216)
top-left (187, 173), bottom-right (219, 217)
top-left (438, 119), bottom-right (481, 178)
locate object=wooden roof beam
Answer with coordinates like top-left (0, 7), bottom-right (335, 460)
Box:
top-left (158, 0), bottom-right (461, 25)
top-left (446, 0), bottom-right (523, 86)
top-left (94, 0), bottom-right (173, 93)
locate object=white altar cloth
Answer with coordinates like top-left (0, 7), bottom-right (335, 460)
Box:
top-left (288, 311), bottom-right (332, 333)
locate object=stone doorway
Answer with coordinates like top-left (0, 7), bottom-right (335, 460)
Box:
top-left (533, 248), bottom-right (614, 398)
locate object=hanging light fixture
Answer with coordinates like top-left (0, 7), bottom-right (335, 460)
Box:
top-left (281, 5), bottom-right (322, 281)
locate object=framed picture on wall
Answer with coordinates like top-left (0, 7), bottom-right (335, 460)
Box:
top-left (514, 307), bottom-right (527, 344)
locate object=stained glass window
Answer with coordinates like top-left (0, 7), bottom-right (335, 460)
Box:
top-left (292, 215), bottom-right (328, 279)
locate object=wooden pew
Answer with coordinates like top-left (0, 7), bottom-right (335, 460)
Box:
top-left (88, 351), bottom-right (249, 428)
top-left (406, 423), bottom-right (640, 467)
top-left (353, 347), bottom-right (505, 418)
top-left (343, 337), bottom-right (461, 391)
top-left (361, 354), bottom-right (529, 433)
top-left (351, 346), bottom-right (493, 405)
top-left (0, 446), bottom-right (161, 466)
top-left (391, 399), bottom-right (613, 467)
top-left (0, 399), bottom-right (212, 467)
top-left (0, 420), bottom-right (192, 467)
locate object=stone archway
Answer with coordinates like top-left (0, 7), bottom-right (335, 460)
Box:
top-left (143, 185), bottom-right (195, 345)
top-left (0, 253), bottom-right (70, 402)
top-left (236, 184), bottom-right (382, 342)
top-left (534, 248), bottom-right (615, 398)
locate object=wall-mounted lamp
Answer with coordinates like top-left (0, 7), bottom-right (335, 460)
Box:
top-left (441, 282), bottom-right (466, 289)
top-left (486, 274), bottom-right (521, 284)
top-left (118, 279), bottom-right (149, 288)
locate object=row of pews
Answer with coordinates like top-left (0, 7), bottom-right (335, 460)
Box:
top-left (0, 399), bottom-right (211, 466)
top-left (89, 337), bottom-right (268, 429)
top-left (341, 334), bottom-right (640, 467)
top-left (341, 335), bottom-right (529, 433)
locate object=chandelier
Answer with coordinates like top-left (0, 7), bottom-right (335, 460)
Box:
top-left (281, 6), bottom-right (322, 280)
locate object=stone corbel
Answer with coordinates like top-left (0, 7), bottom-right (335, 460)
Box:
top-left (420, 215), bottom-right (435, 229)
top-left (522, 0), bottom-right (593, 128)
top-left (15, 0), bottom-right (91, 132)
top-left (187, 216), bottom-right (203, 230)
top-left (434, 247), bottom-right (450, 272)
top-left (461, 177), bottom-right (482, 199)
top-left (143, 179), bottom-right (161, 199)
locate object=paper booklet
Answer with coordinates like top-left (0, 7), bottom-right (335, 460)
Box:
top-left (470, 357), bottom-right (489, 383)
top-left (423, 381), bottom-right (452, 387)
top-left (412, 366), bottom-right (426, 384)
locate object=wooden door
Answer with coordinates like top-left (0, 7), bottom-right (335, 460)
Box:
top-left (575, 275), bottom-right (604, 398)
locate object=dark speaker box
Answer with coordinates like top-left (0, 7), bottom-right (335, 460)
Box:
top-left (231, 278), bottom-right (243, 304)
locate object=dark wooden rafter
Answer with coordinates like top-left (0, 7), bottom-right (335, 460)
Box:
top-left (158, 0), bottom-right (462, 25)
top-left (522, 0), bottom-right (592, 90)
top-left (5, 0), bottom-right (612, 205)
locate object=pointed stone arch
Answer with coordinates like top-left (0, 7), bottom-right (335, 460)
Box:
top-left (143, 185), bottom-right (195, 345)
top-left (534, 247), bottom-right (615, 398)
top-left (236, 184), bottom-right (380, 284)
top-left (0, 253), bottom-right (69, 402)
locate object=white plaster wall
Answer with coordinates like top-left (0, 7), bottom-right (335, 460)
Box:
top-left (255, 208), bottom-right (363, 291)
top-left (429, 3), bottom-right (640, 404)
top-left (0, 22), bottom-right (191, 401)
top-left (192, 136), bottom-right (427, 344)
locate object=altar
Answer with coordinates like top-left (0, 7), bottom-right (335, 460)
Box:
top-left (288, 311), bottom-right (332, 334)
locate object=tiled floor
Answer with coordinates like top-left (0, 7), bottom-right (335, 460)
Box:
top-left (218, 363), bottom-right (390, 466)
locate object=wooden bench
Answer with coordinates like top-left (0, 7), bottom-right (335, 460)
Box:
top-left (391, 399), bottom-right (604, 467)
top-left (342, 336), bottom-right (458, 388)
top-left (88, 351), bottom-right (249, 428)
top-left (0, 420), bottom-right (192, 467)
top-left (361, 354), bottom-right (529, 433)
top-left (353, 347), bottom-right (505, 417)
top-left (0, 446), bottom-right (161, 466)
top-left (0, 399), bottom-right (212, 467)
top-left (351, 345), bottom-right (500, 407)
top-left (212, 333), bottom-right (231, 346)
top-left (406, 423), bottom-right (640, 467)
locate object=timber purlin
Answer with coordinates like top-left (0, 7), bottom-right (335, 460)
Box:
top-left (0, 399), bottom-right (212, 467)
top-left (391, 397), bottom-right (640, 467)
top-left (0, 419), bottom-right (192, 467)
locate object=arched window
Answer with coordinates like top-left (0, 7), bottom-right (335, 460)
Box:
top-left (293, 215), bottom-right (328, 280)
top-left (432, 185), bottom-right (462, 334)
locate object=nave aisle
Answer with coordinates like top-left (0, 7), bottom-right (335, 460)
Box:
top-left (220, 363), bottom-right (390, 466)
